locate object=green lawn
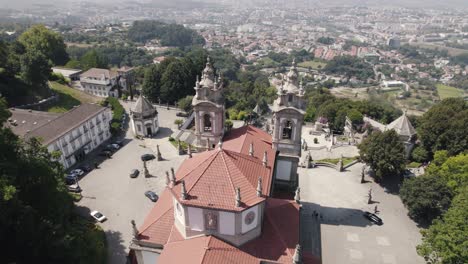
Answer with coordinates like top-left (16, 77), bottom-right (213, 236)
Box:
top-left (298, 59), bottom-right (327, 70)
top-left (45, 82), bottom-right (99, 113)
top-left (317, 156), bottom-right (358, 166)
top-left (436, 84), bottom-right (464, 100)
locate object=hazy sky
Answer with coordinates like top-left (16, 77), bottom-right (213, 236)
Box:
top-left (0, 0), bottom-right (467, 9)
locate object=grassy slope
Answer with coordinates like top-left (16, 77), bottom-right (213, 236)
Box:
top-left (46, 82), bottom-right (100, 113)
top-left (298, 59), bottom-right (327, 69)
top-left (436, 84), bottom-right (464, 100)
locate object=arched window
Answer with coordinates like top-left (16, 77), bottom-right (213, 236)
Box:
top-left (288, 94), bottom-right (293, 102)
top-left (282, 120), bottom-right (293, 139)
top-left (203, 114), bottom-right (212, 131)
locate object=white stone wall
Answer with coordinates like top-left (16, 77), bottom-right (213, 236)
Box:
top-left (241, 205), bottom-right (259, 234)
top-left (187, 207), bottom-right (204, 232)
top-left (219, 211), bottom-right (235, 235)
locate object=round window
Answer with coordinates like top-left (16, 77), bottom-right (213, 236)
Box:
top-left (244, 211), bottom-right (255, 225)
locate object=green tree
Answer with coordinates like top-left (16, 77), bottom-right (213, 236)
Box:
top-left (160, 60), bottom-right (191, 103)
top-left (177, 95), bottom-right (194, 113)
top-left (400, 175), bottom-right (453, 225)
top-left (18, 25), bottom-right (69, 65)
top-left (80, 50), bottom-right (107, 70)
top-left (358, 130), bottom-right (406, 182)
top-left (418, 98), bottom-right (468, 157)
top-left (142, 64), bottom-right (162, 102)
top-left (417, 186), bottom-right (468, 264)
top-left (347, 108), bottom-right (363, 127)
top-left (411, 146), bottom-right (429, 163)
top-left (20, 48), bottom-right (51, 88)
top-left (426, 153), bottom-right (468, 195)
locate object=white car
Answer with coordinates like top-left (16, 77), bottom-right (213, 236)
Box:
top-left (90, 210), bottom-right (107, 222)
top-left (108, 143), bottom-right (120, 150)
top-left (70, 169), bottom-right (84, 176)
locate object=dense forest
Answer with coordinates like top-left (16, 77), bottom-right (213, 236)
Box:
top-left (323, 55), bottom-right (375, 81)
top-left (127, 20), bottom-right (205, 47)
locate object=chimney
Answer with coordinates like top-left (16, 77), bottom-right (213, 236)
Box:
top-left (262, 151), bottom-right (268, 167)
top-left (181, 180), bottom-right (187, 200)
top-left (235, 187), bottom-right (241, 207)
top-left (249, 143), bottom-right (254, 156)
top-left (256, 177), bottom-right (263, 197)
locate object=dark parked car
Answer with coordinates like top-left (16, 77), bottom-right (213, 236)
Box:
top-left (363, 211), bottom-right (383, 225)
top-left (65, 175), bottom-right (78, 185)
top-left (176, 112), bottom-right (189, 117)
top-left (145, 191), bottom-right (158, 202)
top-left (130, 169), bottom-right (140, 178)
top-left (141, 154), bottom-right (156, 161)
top-left (114, 139), bottom-right (125, 147)
top-left (78, 165), bottom-right (92, 172)
top-left (99, 150), bottom-right (113, 157)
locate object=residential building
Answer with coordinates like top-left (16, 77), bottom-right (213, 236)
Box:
top-left (6, 104), bottom-right (112, 169)
top-left (52, 67), bottom-right (83, 81)
top-left (80, 68), bottom-right (119, 98)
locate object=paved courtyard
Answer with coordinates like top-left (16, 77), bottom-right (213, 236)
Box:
top-left (76, 101), bottom-right (187, 264)
top-left (299, 164), bottom-right (425, 264)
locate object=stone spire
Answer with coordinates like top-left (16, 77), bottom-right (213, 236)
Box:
top-left (131, 219), bottom-right (139, 239)
top-left (169, 170), bottom-right (176, 186)
top-left (256, 177), bottom-right (263, 197)
top-left (156, 145), bottom-right (162, 161)
top-left (262, 151), bottom-right (268, 167)
top-left (218, 140), bottom-right (223, 150)
top-left (249, 142), bottom-right (254, 156)
top-left (337, 154), bottom-right (343, 172)
top-left (165, 171), bottom-right (170, 186)
top-left (235, 187), bottom-right (242, 207)
top-left (187, 144), bottom-right (192, 158)
top-left (181, 180), bottom-right (187, 200)
top-left (206, 138), bottom-right (211, 151)
top-left (294, 187), bottom-right (301, 204)
top-left (292, 244), bottom-right (302, 264)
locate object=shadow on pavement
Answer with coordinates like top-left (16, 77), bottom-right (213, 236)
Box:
top-left (106, 230), bottom-right (128, 264)
top-left (151, 127), bottom-right (174, 139)
top-left (301, 202), bottom-right (374, 228)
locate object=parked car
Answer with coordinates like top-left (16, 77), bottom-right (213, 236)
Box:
top-left (67, 184), bottom-right (82, 193)
top-left (65, 172), bottom-right (79, 184)
top-left (145, 191), bottom-right (159, 202)
top-left (363, 211), bottom-right (383, 225)
top-left (99, 150), bottom-right (113, 157)
top-left (78, 165), bottom-right (92, 172)
top-left (130, 169), bottom-right (140, 178)
top-left (141, 154), bottom-right (156, 161)
top-left (114, 139), bottom-right (125, 147)
top-left (176, 112), bottom-right (189, 117)
top-left (110, 143), bottom-right (120, 150)
top-left (90, 210), bottom-right (107, 222)
top-left (70, 169), bottom-right (85, 177)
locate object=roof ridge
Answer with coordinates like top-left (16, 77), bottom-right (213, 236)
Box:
top-left (185, 151), bottom-right (220, 193)
top-left (178, 150), bottom-right (217, 181)
top-left (199, 236), bottom-right (211, 263)
top-left (220, 150), bottom-right (237, 197)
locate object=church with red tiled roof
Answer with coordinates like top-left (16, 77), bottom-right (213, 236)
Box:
top-left (129, 59), bottom-right (318, 264)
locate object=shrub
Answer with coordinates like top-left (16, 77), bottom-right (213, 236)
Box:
top-left (168, 137), bottom-right (175, 142)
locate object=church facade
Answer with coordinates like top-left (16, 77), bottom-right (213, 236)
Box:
top-left (128, 59), bottom-right (316, 264)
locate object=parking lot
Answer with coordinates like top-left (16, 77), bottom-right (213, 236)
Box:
top-left (299, 164), bottom-right (425, 264)
top-left (75, 103), bottom-right (186, 264)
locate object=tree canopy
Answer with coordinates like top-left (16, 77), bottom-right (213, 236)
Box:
top-left (18, 24), bottom-right (69, 66)
top-left (358, 130), bottom-right (406, 182)
top-left (417, 98), bottom-right (468, 157)
top-left (127, 20), bottom-right (205, 47)
top-left (324, 55), bottom-right (375, 81)
top-left (400, 175), bottom-right (453, 225)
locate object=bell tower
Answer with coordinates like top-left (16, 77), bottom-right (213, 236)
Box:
top-left (272, 60), bottom-right (306, 188)
top-left (192, 57), bottom-right (225, 150)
